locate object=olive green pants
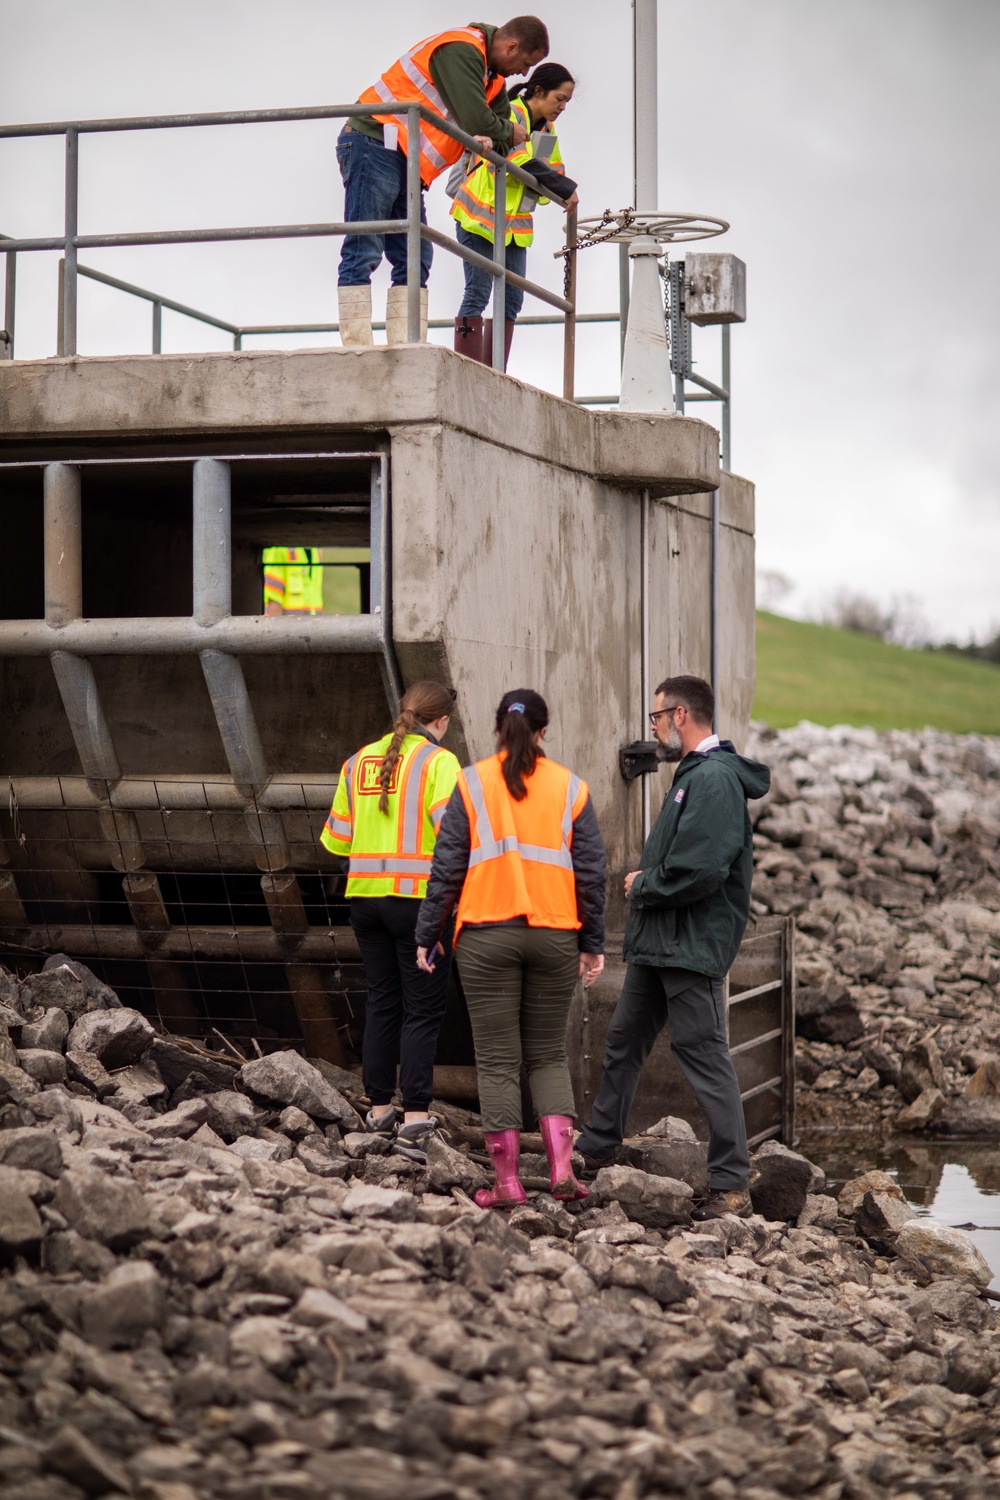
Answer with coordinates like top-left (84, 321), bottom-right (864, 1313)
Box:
top-left (457, 924), bottom-right (579, 1131)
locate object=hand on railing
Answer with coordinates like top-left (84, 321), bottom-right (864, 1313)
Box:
top-left (472, 134), bottom-right (493, 155)
top-left (560, 191), bottom-right (580, 214)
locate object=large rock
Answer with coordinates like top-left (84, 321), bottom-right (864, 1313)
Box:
top-left (898, 1037), bottom-right (945, 1103)
top-left (966, 1060), bottom-right (1000, 1098)
top-left (240, 1050), bottom-right (359, 1127)
top-left (749, 1149), bottom-right (814, 1222)
top-left (147, 1036), bottom-right (239, 1093)
top-left (617, 1137), bottom-right (709, 1197)
top-left (930, 1097), bottom-right (1000, 1137)
top-left (43, 1424), bottom-right (131, 1495)
top-left (66, 1007), bottom-right (154, 1070)
top-left (795, 983), bottom-right (865, 1044)
top-left (340, 1183), bottom-right (418, 1223)
top-left (53, 1165), bottom-right (150, 1247)
top-left (0, 1126), bottom-right (63, 1178)
top-left (589, 1164), bottom-right (692, 1228)
top-left (895, 1087), bottom-right (945, 1131)
top-left (201, 1089), bottom-right (260, 1143)
top-left (838, 1170), bottom-right (906, 1219)
top-left (19, 1007), bottom-right (70, 1051)
top-left (754, 1139), bottom-right (825, 1191)
top-left (855, 1189), bottom-right (917, 1242)
top-left (895, 1219), bottom-right (993, 1288)
top-left (79, 1260), bottom-right (167, 1347)
top-left (0, 1169), bottom-right (44, 1251)
top-left (16, 1048), bottom-right (67, 1085)
top-left (422, 1133), bottom-right (489, 1195)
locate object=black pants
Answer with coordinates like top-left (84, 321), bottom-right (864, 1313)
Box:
top-left (576, 964), bottom-right (749, 1190)
top-left (349, 896), bottom-right (452, 1113)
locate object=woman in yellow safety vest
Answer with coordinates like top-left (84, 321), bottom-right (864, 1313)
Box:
top-left (321, 681), bottom-right (459, 1160)
top-left (416, 689), bottom-right (606, 1209)
top-left (451, 63), bottom-right (579, 371)
top-left (263, 547), bottom-right (324, 615)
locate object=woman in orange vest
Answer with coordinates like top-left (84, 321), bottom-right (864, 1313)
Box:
top-left (321, 681), bottom-right (460, 1160)
top-left (416, 689), bottom-right (606, 1207)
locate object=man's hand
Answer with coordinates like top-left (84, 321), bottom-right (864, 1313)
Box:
top-left (510, 121), bottom-right (528, 147)
top-left (561, 190), bottom-right (580, 213)
top-left (264, 601), bottom-right (283, 617)
top-left (578, 952), bottom-right (604, 989)
top-left (472, 134), bottom-right (493, 155)
top-left (416, 943), bottom-right (444, 974)
top-left (624, 870), bottom-right (640, 900)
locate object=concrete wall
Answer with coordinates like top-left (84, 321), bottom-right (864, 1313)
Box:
top-left (0, 345), bottom-right (756, 1097)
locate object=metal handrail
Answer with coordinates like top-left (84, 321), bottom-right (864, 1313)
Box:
top-left (0, 100), bottom-right (573, 382)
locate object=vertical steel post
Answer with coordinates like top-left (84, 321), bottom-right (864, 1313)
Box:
top-left (152, 300), bottom-right (162, 354)
top-left (633, 0), bottom-right (658, 210)
top-left (63, 128), bottom-right (79, 356)
top-left (192, 458), bottom-right (231, 625)
top-left (619, 242), bottom-right (630, 369)
top-left (710, 487), bottom-right (720, 727)
top-left (562, 209), bottom-right (577, 401)
top-left (370, 452), bottom-right (403, 713)
top-left (491, 161), bottom-right (507, 372)
top-left (43, 463), bottom-right (83, 625)
top-left (3, 245), bottom-right (14, 358)
top-left (721, 322), bottom-right (731, 471)
top-left (640, 486), bottom-right (651, 844)
top-left (405, 105), bottom-right (422, 342)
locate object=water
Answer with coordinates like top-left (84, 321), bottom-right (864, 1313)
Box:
top-left (798, 1135), bottom-right (1000, 1291)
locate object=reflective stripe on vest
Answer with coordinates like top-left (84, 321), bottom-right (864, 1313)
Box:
top-left (463, 763), bottom-right (580, 871)
top-left (450, 98), bottom-right (563, 243)
top-left (358, 29), bottom-right (505, 185)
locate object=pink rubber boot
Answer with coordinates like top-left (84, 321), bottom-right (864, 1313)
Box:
top-left (540, 1115), bottom-right (589, 1202)
top-left (475, 1129), bottom-right (527, 1210)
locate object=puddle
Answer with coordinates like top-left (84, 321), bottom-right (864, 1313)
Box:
top-left (797, 1135), bottom-right (1000, 1291)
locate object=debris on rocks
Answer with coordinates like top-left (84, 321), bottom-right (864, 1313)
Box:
top-left (0, 948), bottom-right (993, 1500)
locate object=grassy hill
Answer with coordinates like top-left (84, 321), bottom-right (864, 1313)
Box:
top-left (753, 611), bottom-right (1000, 734)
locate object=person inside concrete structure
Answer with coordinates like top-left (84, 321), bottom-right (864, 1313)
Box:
top-left (415, 689), bottom-right (606, 1208)
top-left (576, 675), bottom-right (771, 1221)
top-left (320, 681), bottom-right (460, 1162)
top-left (451, 62), bottom-right (579, 370)
top-left (336, 16), bottom-right (549, 348)
top-left (262, 546), bottom-right (324, 616)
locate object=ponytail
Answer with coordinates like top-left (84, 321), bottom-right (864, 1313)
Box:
top-left (509, 61), bottom-right (575, 103)
top-left (494, 688), bottom-right (549, 800)
top-left (378, 680), bottom-right (456, 814)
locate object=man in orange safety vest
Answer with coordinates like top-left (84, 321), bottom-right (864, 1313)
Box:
top-left (336, 17), bottom-right (549, 349)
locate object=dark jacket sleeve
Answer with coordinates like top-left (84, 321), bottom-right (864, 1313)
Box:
top-left (414, 785), bottom-right (470, 947)
top-left (631, 772), bottom-right (746, 911)
top-left (525, 157), bottom-right (578, 201)
top-left (571, 795), bottom-right (606, 953)
top-left (429, 42), bottom-right (513, 149)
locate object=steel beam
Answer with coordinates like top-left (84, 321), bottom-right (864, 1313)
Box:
top-left (6, 774), bottom-right (336, 812)
top-left (0, 615), bottom-right (384, 656)
top-left (0, 924), bottom-right (363, 964)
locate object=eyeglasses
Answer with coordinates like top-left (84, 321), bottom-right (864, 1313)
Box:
top-left (649, 706), bottom-right (679, 726)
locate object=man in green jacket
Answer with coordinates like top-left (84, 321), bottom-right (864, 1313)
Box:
top-left (577, 675), bottom-right (770, 1220)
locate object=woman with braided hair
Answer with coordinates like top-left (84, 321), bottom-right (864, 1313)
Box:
top-left (321, 681), bottom-right (459, 1159)
top-left (416, 689), bottom-right (606, 1206)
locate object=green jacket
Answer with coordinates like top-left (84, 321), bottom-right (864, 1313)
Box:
top-left (350, 23), bottom-right (513, 151)
top-left (623, 742), bottom-right (770, 977)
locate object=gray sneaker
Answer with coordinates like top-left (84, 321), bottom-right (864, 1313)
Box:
top-left (392, 1116), bottom-right (440, 1163)
top-left (365, 1104), bottom-right (400, 1137)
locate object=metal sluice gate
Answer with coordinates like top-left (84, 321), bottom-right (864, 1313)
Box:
top-left (0, 447), bottom-right (429, 1070)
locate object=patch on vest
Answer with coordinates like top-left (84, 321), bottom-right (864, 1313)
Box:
top-left (358, 755), bottom-right (399, 795)
top-left (673, 787), bottom-right (686, 804)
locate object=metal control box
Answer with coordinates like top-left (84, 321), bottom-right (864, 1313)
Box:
top-left (685, 253), bottom-right (747, 325)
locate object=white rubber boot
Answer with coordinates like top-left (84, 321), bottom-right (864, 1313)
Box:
top-left (385, 286), bottom-right (428, 344)
top-left (337, 285), bottom-right (373, 348)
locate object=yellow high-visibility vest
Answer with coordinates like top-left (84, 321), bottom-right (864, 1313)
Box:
top-left (450, 98), bottom-right (565, 246)
top-left (263, 547), bottom-right (324, 613)
top-left (321, 731), bottom-right (460, 898)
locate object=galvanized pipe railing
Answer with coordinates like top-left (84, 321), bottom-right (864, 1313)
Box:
top-left (0, 100), bottom-right (570, 366)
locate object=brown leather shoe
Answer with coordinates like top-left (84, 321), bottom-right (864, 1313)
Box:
top-left (691, 1187), bottom-right (752, 1221)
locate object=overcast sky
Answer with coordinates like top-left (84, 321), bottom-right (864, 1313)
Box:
top-left (3, 0), bottom-right (998, 641)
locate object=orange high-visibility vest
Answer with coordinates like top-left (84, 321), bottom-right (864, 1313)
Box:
top-left (455, 753), bottom-right (589, 941)
top-left (357, 28), bottom-right (506, 186)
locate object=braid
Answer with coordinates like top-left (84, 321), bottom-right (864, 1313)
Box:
top-left (379, 708), bottom-right (416, 814)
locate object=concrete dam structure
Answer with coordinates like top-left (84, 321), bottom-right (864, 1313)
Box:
top-left (0, 341), bottom-right (791, 1144)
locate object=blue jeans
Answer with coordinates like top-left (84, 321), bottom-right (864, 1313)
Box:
top-left (456, 224), bottom-right (527, 321)
top-left (336, 127), bottom-right (432, 288)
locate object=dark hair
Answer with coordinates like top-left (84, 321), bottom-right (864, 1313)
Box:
top-left (379, 680), bottom-right (456, 814)
top-left (494, 688), bottom-right (548, 800)
top-left (496, 16), bottom-right (549, 53)
top-left (654, 674), bottom-right (715, 728)
top-left (509, 62), bottom-right (575, 102)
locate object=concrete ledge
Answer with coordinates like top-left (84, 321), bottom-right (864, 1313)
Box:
top-left (0, 345), bottom-right (720, 496)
